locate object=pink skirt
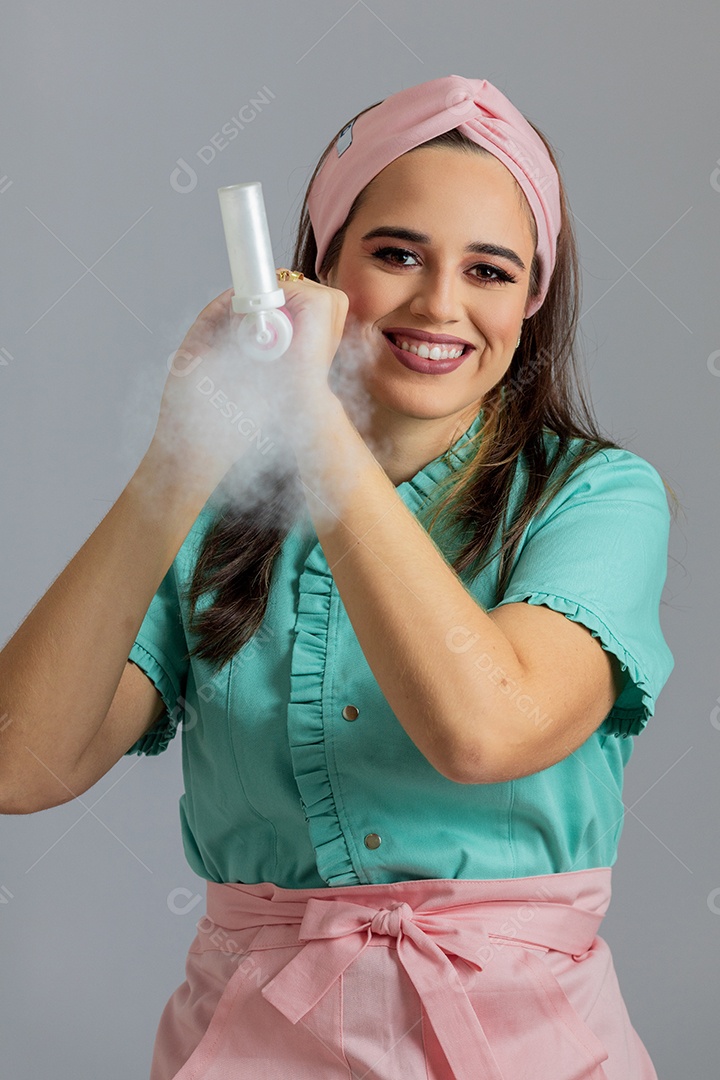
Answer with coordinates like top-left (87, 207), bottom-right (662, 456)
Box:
top-left (149, 868), bottom-right (658, 1079)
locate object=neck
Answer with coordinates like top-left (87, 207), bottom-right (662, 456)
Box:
top-left (336, 394), bottom-right (480, 487)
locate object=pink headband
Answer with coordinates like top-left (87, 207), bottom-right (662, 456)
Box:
top-left (307, 75), bottom-right (561, 317)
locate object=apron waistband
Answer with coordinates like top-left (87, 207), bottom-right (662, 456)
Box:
top-left (197, 868), bottom-right (613, 1080)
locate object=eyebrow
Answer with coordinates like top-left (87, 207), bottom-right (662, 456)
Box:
top-left (360, 226), bottom-right (527, 273)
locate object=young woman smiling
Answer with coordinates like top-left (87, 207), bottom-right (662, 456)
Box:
top-left (0, 76), bottom-right (675, 1079)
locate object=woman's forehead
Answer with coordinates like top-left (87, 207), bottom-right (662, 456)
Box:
top-left (353, 150), bottom-right (536, 248)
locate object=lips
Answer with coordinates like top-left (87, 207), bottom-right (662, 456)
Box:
top-left (382, 332), bottom-right (470, 375)
top-left (382, 327), bottom-right (475, 350)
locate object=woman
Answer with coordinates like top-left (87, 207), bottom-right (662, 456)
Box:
top-left (0, 76), bottom-right (675, 1078)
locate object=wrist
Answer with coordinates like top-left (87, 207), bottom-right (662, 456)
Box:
top-left (136, 438), bottom-right (226, 514)
top-left (285, 390), bottom-right (347, 452)
top-left (289, 393), bottom-right (374, 512)
top-left (282, 386), bottom-right (343, 440)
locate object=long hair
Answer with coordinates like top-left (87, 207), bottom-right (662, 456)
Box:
top-left (183, 103), bottom-right (679, 670)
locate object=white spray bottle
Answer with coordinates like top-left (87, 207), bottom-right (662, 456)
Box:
top-left (217, 182), bottom-right (293, 361)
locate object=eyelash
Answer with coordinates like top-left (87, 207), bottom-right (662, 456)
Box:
top-left (369, 245), bottom-right (518, 284)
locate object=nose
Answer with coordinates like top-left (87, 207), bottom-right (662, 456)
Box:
top-left (408, 266), bottom-right (465, 325)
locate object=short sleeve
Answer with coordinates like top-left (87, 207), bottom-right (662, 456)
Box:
top-left (490, 448), bottom-right (675, 738)
top-left (124, 560), bottom-right (190, 757)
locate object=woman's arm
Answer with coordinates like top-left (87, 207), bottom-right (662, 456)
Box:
top-left (0, 444), bottom-right (213, 813)
top-left (293, 395), bottom-right (623, 785)
top-left (0, 288), bottom-right (248, 813)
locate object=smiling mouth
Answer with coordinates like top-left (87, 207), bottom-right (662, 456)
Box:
top-left (383, 332), bottom-right (472, 360)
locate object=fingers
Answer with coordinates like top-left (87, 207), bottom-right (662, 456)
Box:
top-left (193, 289), bottom-right (237, 338)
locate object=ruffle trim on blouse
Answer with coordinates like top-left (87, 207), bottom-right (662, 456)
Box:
top-left (286, 539), bottom-right (360, 886)
top-left (397, 414), bottom-right (483, 512)
top-left (284, 413), bottom-right (484, 883)
top-left (494, 590), bottom-right (656, 739)
top-left (125, 639), bottom-right (184, 756)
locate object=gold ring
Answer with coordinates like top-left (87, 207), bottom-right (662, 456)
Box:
top-left (276, 268), bottom-right (304, 282)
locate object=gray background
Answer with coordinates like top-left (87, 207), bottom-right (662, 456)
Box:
top-left (1, 1), bottom-right (718, 1076)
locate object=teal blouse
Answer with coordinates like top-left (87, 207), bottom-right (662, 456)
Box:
top-left (124, 413), bottom-right (675, 889)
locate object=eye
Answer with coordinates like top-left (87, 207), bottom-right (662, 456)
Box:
top-left (474, 264), bottom-right (516, 284)
top-left (370, 246), bottom-right (418, 267)
top-left (369, 246), bottom-right (517, 284)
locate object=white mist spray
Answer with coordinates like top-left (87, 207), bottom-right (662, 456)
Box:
top-left (118, 182), bottom-right (380, 537)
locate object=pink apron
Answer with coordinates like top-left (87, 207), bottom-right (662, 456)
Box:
top-left (149, 867), bottom-right (658, 1079)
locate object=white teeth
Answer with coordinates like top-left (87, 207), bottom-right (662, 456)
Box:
top-left (393, 336), bottom-right (464, 360)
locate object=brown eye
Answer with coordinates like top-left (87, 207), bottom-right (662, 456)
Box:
top-left (371, 246), bottom-right (418, 266)
top-left (371, 247), bottom-right (517, 284)
top-left (472, 264), bottom-right (517, 284)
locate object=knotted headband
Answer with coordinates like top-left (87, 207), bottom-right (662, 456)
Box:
top-left (307, 75), bottom-right (561, 317)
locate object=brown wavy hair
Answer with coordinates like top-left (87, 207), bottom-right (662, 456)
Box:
top-left (183, 102), bottom-right (679, 670)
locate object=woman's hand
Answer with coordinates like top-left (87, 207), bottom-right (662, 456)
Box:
top-left (149, 287), bottom-right (255, 490)
top-left (147, 276), bottom-right (349, 493)
top-left (270, 273), bottom-right (350, 422)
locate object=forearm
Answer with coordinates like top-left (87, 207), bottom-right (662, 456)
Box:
top-left (0, 442), bottom-right (215, 801)
top-left (292, 397), bottom-right (527, 783)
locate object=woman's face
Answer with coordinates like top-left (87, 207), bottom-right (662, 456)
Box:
top-left (320, 146), bottom-right (537, 425)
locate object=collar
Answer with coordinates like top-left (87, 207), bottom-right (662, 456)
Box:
top-left (395, 410), bottom-right (484, 513)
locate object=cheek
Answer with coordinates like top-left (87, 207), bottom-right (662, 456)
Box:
top-left (481, 307), bottom-right (522, 343)
top-left (341, 280), bottom-right (388, 324)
